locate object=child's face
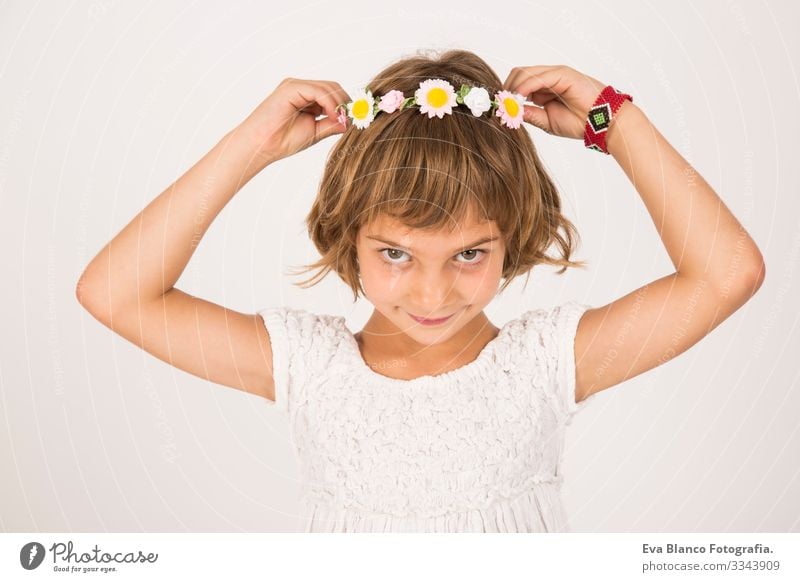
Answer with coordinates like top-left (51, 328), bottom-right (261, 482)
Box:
top-left (355, 208), bottom-right (506, 346)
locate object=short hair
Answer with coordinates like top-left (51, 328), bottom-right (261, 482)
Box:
top-left (288, 48), bottom-right (587, 303)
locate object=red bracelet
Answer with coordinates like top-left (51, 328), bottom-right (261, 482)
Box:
top-left (583, 85), bottom-right (633, 155)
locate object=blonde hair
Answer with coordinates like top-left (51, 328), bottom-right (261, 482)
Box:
top-left (288, 48), bottom-right (587, 303)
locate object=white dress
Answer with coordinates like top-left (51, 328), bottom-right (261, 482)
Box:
top-left (257, 301), bottom-right (598, 533)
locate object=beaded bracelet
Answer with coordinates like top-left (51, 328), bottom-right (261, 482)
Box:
top-left (583, 85), bottom-right (633, 154)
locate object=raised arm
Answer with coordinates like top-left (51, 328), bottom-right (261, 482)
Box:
top-left (574, 100), bottom-right (764, 401)
top-left (503, 65), bottom-right (765, 402)
top-left (76, 78), bottom-right (350, 399)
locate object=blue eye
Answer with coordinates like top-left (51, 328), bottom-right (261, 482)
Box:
top-left (378, 248), bottom-right (487, 266)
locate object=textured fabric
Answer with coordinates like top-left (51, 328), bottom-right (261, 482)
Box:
top-left (256, 301), bottom-right (598, 533)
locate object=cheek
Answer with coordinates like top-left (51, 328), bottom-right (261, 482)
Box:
top-left (359, 258), bottom-right (404, 298)
top-left (457, 256), bottom-right (504, 297)
top-left (466, 252), bottom-right (504, 280)
top-left (458, 272), bottom-right (499, 300)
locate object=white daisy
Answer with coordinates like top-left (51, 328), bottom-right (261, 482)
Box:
top-left (414, 79), bottom-right (457, 119)
top-left (347, 88), bottom-right (376, 129)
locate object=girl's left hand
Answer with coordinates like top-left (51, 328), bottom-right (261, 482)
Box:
top-left (503, 65), bottom-right (607, 140)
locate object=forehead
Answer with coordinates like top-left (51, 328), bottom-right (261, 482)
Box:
top-left (360, 212), bottom-right (499, 242)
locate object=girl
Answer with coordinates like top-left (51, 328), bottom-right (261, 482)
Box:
top-left (76, 50), bottom-right (765, 533)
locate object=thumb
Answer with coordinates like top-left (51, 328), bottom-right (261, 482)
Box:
top-left (315, 116), bottom-right (346, 142)
top-left (523, 104), bottom-right (551, 134)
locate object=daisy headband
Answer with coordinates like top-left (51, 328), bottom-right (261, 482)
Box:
top-left (335, 78), bottom-right (527, 130)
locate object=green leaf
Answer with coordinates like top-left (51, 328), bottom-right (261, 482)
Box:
top-left (400, 96), bottom-right (417, 110)
top-left (456, 84), bottom-right (472, 105)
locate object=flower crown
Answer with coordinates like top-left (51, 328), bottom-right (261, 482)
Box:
top-left (335, 78), bottom-right (527, 130)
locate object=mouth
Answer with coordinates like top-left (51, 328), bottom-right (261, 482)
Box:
top-left (407, 310), bottom-right (458, 326)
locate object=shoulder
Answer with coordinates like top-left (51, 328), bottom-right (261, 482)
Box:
top-left (505, 301), bottom-right (592, 387)
top-left (257, 306), bottom-right (344, 336)
top-left (509, 301), bottom-right (591, 345)
top-left (512, 301), bottom-right (594, 418)
top-left (256, 306), bottom-right (350, 362)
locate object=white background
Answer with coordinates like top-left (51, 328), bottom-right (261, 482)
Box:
top-left (0, 0), bottom-right (797, 532)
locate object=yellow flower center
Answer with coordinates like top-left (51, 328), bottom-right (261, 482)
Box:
top-left (427, 87), bottom-right (448, 108)
top-left (503, 96), bottom-right (519, 117)
top-left (352, 99), bottom-right (370, 120)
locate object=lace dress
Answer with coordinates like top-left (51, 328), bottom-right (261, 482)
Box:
top-left (257, 301), bottom-right (598, 533)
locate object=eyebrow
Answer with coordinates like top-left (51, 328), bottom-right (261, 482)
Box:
top-left (365, 235), bottom-right (499, 253)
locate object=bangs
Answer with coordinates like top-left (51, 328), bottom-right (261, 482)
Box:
top-left (351, 107), bottom-right (524, 236)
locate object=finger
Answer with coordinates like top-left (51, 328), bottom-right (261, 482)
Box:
top-left (315, 115), bottom-right (346, 141)
top-left (289, 80), bottom-right (341, 123)
top-left (512, 66), bottom-right (589, 119)
top-left (314, 82), bottom-right (341, 121)
top-left (522, 104), bottom-right (551, 134)
top-left (529, 90), bottom-right (560, 107)
top-left (328, 81), bottom-right (352, 109)
top-left (503, 64), bottom-right (556, 93)
top-left (310, 80), bottom-right (350, 119)
top-left (509, 66), bottom-right (568, 101)
top-left (318, 80), bottom-right (355, 122)
top-left (301, 102), bottom-right (324, 117)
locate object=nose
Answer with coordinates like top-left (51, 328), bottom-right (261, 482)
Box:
top-left (409, 267), bottom-right (457, 312)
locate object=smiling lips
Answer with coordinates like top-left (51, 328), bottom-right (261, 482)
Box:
top-left (408, 311), bottom-right (455, 326)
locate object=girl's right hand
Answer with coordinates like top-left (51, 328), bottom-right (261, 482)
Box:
top-left (237, 77), bottom-right (351, 165)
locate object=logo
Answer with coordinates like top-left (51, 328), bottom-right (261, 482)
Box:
top-left (20, 542), bottom-right (46, 570)
top-left (18, 540), bottom-right (158, 574)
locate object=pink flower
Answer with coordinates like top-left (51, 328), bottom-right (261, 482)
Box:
top-left (337, 108), bottom-right (348, 127)
top-left (415, 79), bottom-right (457, 119)
top-left (494, 90), bottom-right (525, 129)
top-left (378, 89), bottom-right (406, 114)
